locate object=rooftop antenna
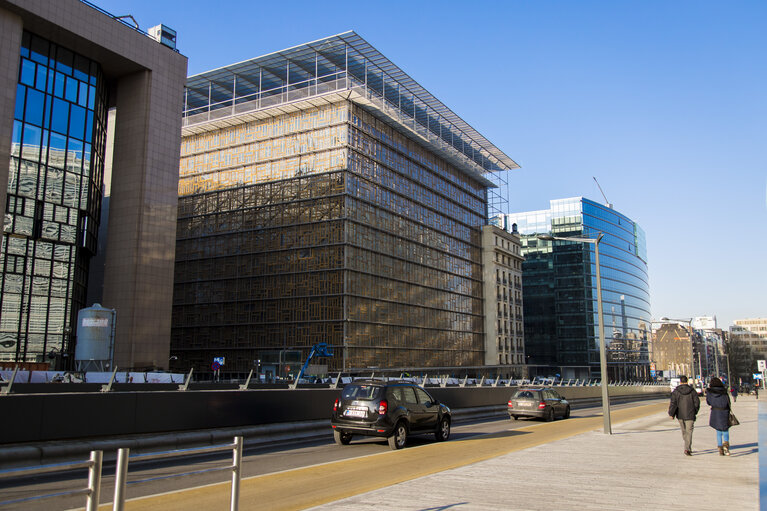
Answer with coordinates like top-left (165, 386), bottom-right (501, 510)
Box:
top-left (593, 177), bottom-right (613, 209)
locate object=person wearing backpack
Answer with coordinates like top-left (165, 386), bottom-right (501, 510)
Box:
top-left (668, 375), bottom-right (701, 456)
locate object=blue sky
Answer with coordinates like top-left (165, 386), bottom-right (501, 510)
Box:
top-left (97, 0), bottom-right (766, 328)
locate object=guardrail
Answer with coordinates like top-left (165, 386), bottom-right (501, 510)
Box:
top-left (0, 438), bottom-right (243, 511)
top-left (0, 450), bottom-right (103, 509)
top-left (111, 436), bottom-right (243, 511)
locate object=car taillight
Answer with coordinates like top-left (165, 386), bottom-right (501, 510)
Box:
top-left (507, 400), bottom-right (513, 408)
top-left (378, 400), bottom-right (388, 415)
top-left (538, 401), bottom-right (546, 409)
top-left (333, 398), bottom-right (339, 412)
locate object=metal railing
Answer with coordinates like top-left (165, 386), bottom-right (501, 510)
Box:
top-left (112, 436), bottom-right (243, 511)
top-left (0, 437), bottom-right (243, 510)
top-left (0, 450), bottom-right (103, 510)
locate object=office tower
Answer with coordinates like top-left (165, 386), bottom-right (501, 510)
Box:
top-left (172, 32), bottom-right (517, 375)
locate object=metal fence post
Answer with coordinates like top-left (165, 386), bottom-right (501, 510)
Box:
top-left (113, 447), bottom-right (130, 511)
top-left (86, 450), bottom-right (102, 511)
top-left (230, 436), bottom-right (243, 511)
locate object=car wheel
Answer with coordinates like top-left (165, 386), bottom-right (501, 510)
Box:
top-left (388, 421), bottom-right (408, 450)
top-left (511, 415), bottom-right (518, 421)
top-left (435, 417), bottom-right (450, 442)
top-left (333, 429), bottom-right (352, 445)
top-left (545, 407), bottom-right (554, 422)
top-left (564, 406), bottom-right (571, 419)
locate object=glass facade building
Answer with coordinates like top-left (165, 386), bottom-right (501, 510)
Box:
top-left (0, 31), bottom-right (107, 362)
top-left (172, 32), bottom-right (517, 375)
top-left (504, 198), bottom-right (651, 380)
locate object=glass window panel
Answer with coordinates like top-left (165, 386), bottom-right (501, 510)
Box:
top-left (35, 64), bottom-right (48, 92)
top-left (78, 82), bottom-right (88, 107)
top-left (30, 35), bottom-right (49, 65)
top-left (65, 76), bottom-right (78, 103)
top-left (52, 98), bottom-right (69, 134)
top-left (35, 241), bottom-right (53, 259)
top-left (82, 143), bottom-right (92, 174)
top-left (48, 297), bottom-right (65, 326)
top-left (45, 167), bottom-right (63, 203)
top-left (84, 110), bottom-right (94, 143)
top-left (87, 85), bottom-right (95, 110)
top-left (50, 278), bottom-right (68, 297)
top-left (20, 58), bottom-right (35, 86)
top-left (54, 71), bottom-right (65, 98)
top-left (24, 88), bottom-right (44, 126)
top-left (73, 55), bottom-right (89, 82)
top-left (69, 105), bottom-right (85, 139)
top-left (53, 244), bottom-right (70, 261)
top-left (63, 172), bottom-right (79, 208)
top-left (14, 84), bottom-right (25, 121)
top-left (48, 132), bottom-right (67, 169)
top-left (66, 138), bottom-right (83, 171)
top-left (55, 47), bottom-right (73, 75)
top-left (60, 224), bottom-right (76, 243)
top-left (21, 124), bottom-right (42, 160)
top-left (20, 32), bottom-right (30, 57)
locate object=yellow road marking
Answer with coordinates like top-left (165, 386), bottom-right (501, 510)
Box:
top-left (116, 403), bottom-right (666, 510)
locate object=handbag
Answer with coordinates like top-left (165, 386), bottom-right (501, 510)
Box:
top-left (728, 412), bottom-right (740, 427)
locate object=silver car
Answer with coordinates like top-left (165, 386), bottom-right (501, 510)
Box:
top-left (508, 388), bottom-right (570, 422)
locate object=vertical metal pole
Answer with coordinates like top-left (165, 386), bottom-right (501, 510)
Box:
top-left (113, 448), bottom-right (130, 511)
top-left (594, 235), bottom-right (611, 434)
top-left (230, 436), bottom-right (243, 511)
top-left (85, 450), bottom-right (102, 511)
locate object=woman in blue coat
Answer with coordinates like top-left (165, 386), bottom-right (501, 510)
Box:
top-left (706, 377), bottom-right (732, 455)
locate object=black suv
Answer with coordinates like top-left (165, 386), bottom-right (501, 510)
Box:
top-left (330, 380), bottom-right (451, 449)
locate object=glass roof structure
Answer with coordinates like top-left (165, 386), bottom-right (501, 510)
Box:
top-left (183, 31), bottom-right (518, 208)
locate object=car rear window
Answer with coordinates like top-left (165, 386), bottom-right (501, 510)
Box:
top-left (342, 384), bottom-right (382, 400)
top-left (513, 390), bottom-right (537, 399)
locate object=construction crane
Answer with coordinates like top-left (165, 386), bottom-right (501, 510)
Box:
top-left (593, 177), bottom-right (613, 209)
top-left (290, 343), bottom-right (334, 388)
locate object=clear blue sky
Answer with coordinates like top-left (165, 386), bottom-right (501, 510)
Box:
top-left (97, 0), bottom-right (766, 329)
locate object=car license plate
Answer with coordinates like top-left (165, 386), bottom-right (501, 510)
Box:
top-left (519, 402), bottom-right (531, 408)
top-left (344, 408), bottom-right (367, 418)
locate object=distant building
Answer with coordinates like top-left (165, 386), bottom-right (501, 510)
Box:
top-left (651, 323), bottom-right (694, 378)
top-left (731, 318), bottom-right (767, 360)
top-left (171, 32), bottom-right (517, 375)
top-left (0, 0), bottom-right (187, 369)
top-left (481, 224), bottom-right (524, 370)
top-left (504, 197), bottom-right (651, 380)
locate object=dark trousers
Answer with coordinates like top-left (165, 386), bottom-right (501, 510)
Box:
top-left (678, 419), bottom-right (694, 451)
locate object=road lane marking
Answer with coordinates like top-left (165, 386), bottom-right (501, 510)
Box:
top-left (112, 403), bottom-right (666, 511)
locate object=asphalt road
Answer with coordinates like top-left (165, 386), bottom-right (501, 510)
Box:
top-left (0, 399), bottom-right (667, 510)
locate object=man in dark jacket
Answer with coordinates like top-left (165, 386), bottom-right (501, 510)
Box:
top-left (668, 375), bottom-right (701, 456)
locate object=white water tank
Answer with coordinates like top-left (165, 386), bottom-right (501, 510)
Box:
top-left (75, 304), bottom-right (116, 372)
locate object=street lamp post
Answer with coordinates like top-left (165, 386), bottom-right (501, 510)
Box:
top-left (537, 233), bottom-right (611, 434)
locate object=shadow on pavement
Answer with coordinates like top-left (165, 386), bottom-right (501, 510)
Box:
top-left (418, 503), bottom-right (469, 511)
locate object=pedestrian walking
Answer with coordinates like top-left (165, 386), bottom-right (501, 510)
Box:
top-left (668, 375), bottom-right (700, 456)
top-left (706, 377), bottom-right (732, 456)
top-left (730, 386), bottom-right (738, 402)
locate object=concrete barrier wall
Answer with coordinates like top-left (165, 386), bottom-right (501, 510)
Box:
top-left (0, 385), bottom-right (668, 445)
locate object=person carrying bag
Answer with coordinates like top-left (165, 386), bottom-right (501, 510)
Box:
top-left (706, 377), bottom-right (734, 456)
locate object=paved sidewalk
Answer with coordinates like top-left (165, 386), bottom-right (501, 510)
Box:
top-left (309, 396), bottom-right (759, 511)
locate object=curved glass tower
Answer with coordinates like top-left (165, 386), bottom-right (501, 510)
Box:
top-left (505, 197), bottom-right (651, 380)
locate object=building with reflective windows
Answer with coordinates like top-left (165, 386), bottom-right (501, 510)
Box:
top-left (0, 0), bottom-right (187, 369)
top-left (172, 32), bottom-right (517, 376)
top-left (504, 198), bottom-right (651, 380)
